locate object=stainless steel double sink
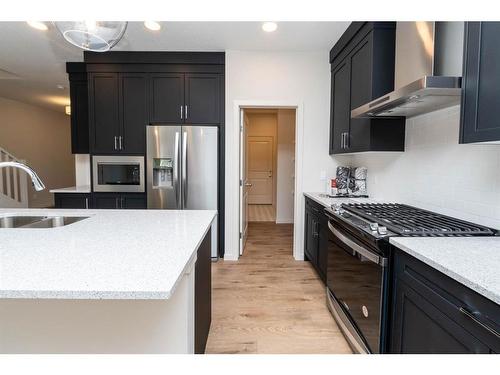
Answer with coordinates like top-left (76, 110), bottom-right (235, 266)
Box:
top-left (0, 215), bottom-right (89, 229)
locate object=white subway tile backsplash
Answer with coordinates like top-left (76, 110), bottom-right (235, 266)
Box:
top-left (350, 105), bottom-right (500, 229)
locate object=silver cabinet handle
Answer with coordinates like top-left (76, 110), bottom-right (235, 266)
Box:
top-left (174, 132), bottom-right (180, 208)
top-left (185, 105), bottom-right (188, 120)
top-left (328, 221), bottom-right (384, 266)
top-left (459, 307), bottom-right (500, 338)
top-left (345, 132), bottom-right (349, 149)
top-left (119, 136), bottom-right (123, 151)
top-left (182, 131), bottom-right (188, 209)
top-left (340, 133), bottom-right (345, 149)
top-left (180, 105), bottom-right (183, 120)
top-left (85, 198), bottom-right (89, 209)
top-left (114, 136), bottom-right (118, 150)
top-left (115, 197), bottom-right (120, 209)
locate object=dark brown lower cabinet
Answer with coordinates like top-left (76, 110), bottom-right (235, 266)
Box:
top-left (54, 193), bottom-right (91, 209)
top-left (390, 249), bottom-right (500, 353)
top-left (195, 228), bottom-right (212, 354)
top-left (304, 197), bottom-right (328, 283)
top-left (92, 193), bottom-right (147, 209)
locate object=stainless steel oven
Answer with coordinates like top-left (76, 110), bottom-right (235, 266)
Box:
top-left (92, 156), bottom-right (145, 193)
top-left (326, 219), bottom-right (389, 354)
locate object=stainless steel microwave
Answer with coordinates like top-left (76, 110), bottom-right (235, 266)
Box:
top-left (92, 156), bottom-right (145, 193)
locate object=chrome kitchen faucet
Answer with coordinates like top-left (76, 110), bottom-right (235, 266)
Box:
top-left (0, 161), bottom-right (45, 191)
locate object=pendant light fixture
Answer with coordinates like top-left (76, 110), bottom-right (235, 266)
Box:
top-left (54, 21), bottom-right (128, 52)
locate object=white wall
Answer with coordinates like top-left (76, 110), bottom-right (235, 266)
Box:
top-left (225, 50), bottom-right (344, 260)
top-left (0, 96), bottom-right (74, 208)
top-left (276, 109), bottom-right (296, 224)
top-left (351, 105), bottom-right (500, 229)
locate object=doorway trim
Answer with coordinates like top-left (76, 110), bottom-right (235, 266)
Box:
top-left (225, 100), bottom-right (304, 261)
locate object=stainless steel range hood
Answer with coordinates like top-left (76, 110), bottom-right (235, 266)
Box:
top-left (351, 22), bottom-right (464, 119)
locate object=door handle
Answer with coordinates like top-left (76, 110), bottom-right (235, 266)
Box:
top-left (245, 182), bottom-right (253, 187)
top-left (185, 105), bottom-right (188, 120)
top-left (268, 170), bottom-right (272, 178)
top-left (328, 221), bottom-right (385, 266)
top-left (119, 136), bottom-right (123, 151)
top-left (182, 131), bottom-right (188, 209)
top-left (180, 105), bottom-right (183, 120)
top-left (459, 307), bottom-right (500, 338)
top-left (85, 198), bottom-right (89, 209)
top-left (174, 132), bottom-right (180, 208)
top-left (114, 136), bottom-right (118, 151)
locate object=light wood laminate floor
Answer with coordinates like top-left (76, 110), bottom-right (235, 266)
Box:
top-left (248, 204), bottom-right (275, 222)
top-left (205, 222), bottom-right (352, 354)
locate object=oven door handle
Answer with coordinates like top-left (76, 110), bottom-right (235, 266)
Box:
top-left (328, 221), bottom-right (385, 266)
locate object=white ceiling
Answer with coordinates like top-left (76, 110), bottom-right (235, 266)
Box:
top-left (0, 21), bottom-right (349, 112)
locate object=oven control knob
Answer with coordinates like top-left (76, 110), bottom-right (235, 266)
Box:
top-left (369, 222), bottom-right (379, 231)
top-left (378, 226), bottom-right (388, 235)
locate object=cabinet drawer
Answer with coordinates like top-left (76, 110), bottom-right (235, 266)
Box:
top-left (393, 249), bottom-right (500, 352)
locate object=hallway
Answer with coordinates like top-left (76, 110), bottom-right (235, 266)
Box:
top-left (205, 222), bottom-right (351, 354)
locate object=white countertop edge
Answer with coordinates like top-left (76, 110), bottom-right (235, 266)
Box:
top-left (390, 238), bottom-right (500, 305)
top-left (49, 186), bottom-right (91, 194)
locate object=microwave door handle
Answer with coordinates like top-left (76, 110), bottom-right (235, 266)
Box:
top-left (182, 131), bottom-right (188, 209)
top-left (174, 132), bottom-right (180, 208)
top-left (328, 222), bottom-right (383, 265)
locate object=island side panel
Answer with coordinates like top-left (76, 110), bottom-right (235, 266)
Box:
top-left (195, 228), bottom-right (212, 354)
top-left (0, 260), bottom-right (196, 354)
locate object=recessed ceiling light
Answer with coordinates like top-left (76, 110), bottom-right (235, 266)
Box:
top-left (262, 22), bottom-right (277, 33)
top-left (144, 21), bottom-right (161, 31)
top-left (27, 21), bottom-right (48, 31)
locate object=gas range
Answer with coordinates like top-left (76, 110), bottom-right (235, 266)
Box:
top-left (324, 202), bottom-right (497, 354)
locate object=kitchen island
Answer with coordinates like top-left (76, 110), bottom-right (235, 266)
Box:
top-left (0, 208), bottom-right (216, 354)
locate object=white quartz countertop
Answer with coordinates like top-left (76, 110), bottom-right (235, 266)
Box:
top-left (304, 192), bottom-right (374, 208)
top-left (0, 208), bottom-right (216, 300)
top-left (49, 185), bottom-right (91, 193)
top-left (390, 237), bottom-right (500, 305)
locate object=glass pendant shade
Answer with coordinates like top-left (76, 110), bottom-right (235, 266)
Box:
top-left (54, 21), bottom-right (128, 52)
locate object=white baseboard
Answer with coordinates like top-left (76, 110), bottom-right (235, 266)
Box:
top-left (275, 218), bottom-right (294, 224)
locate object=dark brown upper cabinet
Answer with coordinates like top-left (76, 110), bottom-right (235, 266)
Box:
top-left (150, 73), bottom-right (221, 125)
top-left (460, 22), bottom-right (500, 144)
top-left (150, 73), bottom-right (184, 124)
top-left (329, 22), bottom-right (406, 154)
top-left (66, 63), bottom-right (89, 154)
top-left (88, 72), bottom-right (148, 154)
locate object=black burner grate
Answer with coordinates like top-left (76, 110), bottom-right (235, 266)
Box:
top-left (342, 203), bottom-right (496, 236)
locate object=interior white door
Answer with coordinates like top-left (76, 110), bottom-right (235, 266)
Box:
top-left (239, 110), bottom-right (249, 255)
top-left (247, 136), bottom-right (274, 205)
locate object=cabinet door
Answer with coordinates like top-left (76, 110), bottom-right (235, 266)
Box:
top-left (185, 74), bottom-right (221, 124)
top-left (461, 22), bottom-right (500, 143)
top-left (329, 61), bottom-right (351, 154)
top-left (304, 209), bottom-right (319, 266)
top-left (391, 279), bottom-right (490, 354)
top-left (54, 193), bottom-right (91, 209)
top-left (93, 193), bottom-right (120, 209)
top-left (120, 74), bottom-right (148, 154)
top-left (121, 194), bottom-right (147, 209)
top-left (150, 73), bottom-right (184, 124)
top-left (349, 34), bottom-right (373, 152)
top-left (69, 79), bottom-right (89, 154)
top-left (89, 73), bottom-right (120, 154)
top-left (317, 223), bottom-right (328, 282)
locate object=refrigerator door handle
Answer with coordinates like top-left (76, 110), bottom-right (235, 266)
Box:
top-left (182, 131), bottom-right (188, 209)
top-left (174, 131), bottom-right (181, 208)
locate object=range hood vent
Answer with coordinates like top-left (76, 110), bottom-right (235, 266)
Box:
top-left (351, 22), bottom-right (464, 119)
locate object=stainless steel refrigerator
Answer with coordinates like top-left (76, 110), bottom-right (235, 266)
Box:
top-left (146, 125), bottom-right (218, 257)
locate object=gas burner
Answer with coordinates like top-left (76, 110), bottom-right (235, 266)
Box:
top-left (341, 203), bottom-right (496, 237)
